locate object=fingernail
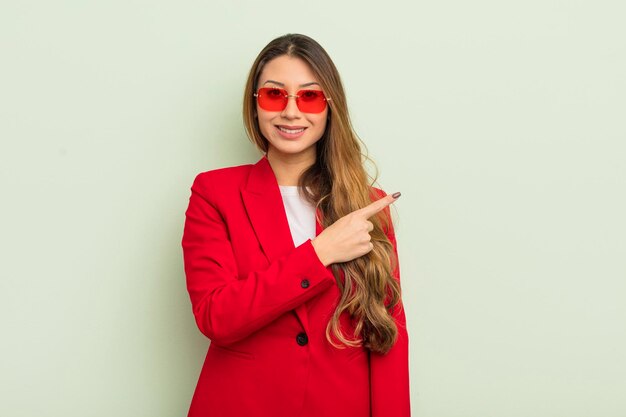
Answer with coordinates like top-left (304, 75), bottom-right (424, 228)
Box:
top-left (392, 192), bottom-right (401, 199)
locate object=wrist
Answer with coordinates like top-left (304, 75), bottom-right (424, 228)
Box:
top-left (311, 237), bottom-right (331, 267)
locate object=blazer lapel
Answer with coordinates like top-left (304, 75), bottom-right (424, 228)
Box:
top-left (241, 155), bottom-right (295, 262)
top-left (241, 154), bottom-right (325, 330)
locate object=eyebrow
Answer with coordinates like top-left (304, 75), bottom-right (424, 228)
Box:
top-left (263, 80), bottom-right (320, 88)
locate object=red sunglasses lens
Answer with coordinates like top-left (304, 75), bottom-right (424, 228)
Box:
top-left (256, 88), bottom-right (328, 113)
top-left (297, 90), bottom-right (327, 113)
top-left (256, 88), bottom-right (288, 111)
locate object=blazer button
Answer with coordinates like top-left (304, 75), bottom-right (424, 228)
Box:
top-left (296, 332), bottom-right (308, 346)
top-left (300, 279), bottom-right (310, 288)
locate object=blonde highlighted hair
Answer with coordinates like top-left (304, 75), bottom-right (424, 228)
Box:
top-left (242, 34), bottom-right (401, 354)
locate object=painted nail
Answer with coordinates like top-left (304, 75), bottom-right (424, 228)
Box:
top-left (392, 192), bottom-right (401, 199)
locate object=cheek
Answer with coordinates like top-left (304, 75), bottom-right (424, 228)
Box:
top-left (257, 113), bottom-right (275, 133)
top-left (312, 113), bottom-right (328, 130)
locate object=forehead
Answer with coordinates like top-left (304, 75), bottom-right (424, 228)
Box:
top-left (258, 55), bottom-right (320, 87)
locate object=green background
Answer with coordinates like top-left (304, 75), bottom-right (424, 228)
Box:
top-left (1, 1), bottom-right (624, 416)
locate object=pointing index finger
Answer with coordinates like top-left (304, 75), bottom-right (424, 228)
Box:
top-left (356, 192), bottom-right (400, 219)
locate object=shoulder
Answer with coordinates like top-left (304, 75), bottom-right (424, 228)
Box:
top-left (191, 162), bottom-right (253, 192)
top-left (370, 186), bottom-right (387, 198)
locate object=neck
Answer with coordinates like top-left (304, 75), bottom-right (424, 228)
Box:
top-left (266, 148), bottom-right (315, 186)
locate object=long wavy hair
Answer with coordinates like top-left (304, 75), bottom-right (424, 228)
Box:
top-left (242, 33), bottom-right (401, 354)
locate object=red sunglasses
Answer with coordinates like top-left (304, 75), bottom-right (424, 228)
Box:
top-left (254, 87), bottom-right (331, 113)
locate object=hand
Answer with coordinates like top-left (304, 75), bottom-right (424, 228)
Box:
top-left (311, 192), bottom-right (400, 266)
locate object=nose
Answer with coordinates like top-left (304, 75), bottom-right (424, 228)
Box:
top-left (281, 95), bottom-right (301, 119)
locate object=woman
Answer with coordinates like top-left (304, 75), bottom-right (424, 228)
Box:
top-left (181, 33), bottom-right (410, 417)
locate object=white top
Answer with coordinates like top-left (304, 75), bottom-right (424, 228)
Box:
top-left (278, 185), bottom-right (316, 247)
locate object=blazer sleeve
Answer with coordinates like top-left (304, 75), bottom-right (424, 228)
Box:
top-left (181, 172), bottom-right (336, 346)
top-left (370, 195), bottom-right (411, 417)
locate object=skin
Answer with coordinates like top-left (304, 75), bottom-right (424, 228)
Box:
top-left (311, 193), bottom-right (400, 267)
top-left (256, 55), bottom-right (328, 187)
top-left (255, 54), bottom-right (400, 266)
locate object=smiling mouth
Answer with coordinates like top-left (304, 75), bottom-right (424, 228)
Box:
top-left (277, 126), bottom-right (307, 134)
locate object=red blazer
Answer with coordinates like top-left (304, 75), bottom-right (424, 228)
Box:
top-left (182, 155), bottom-right (410, 417)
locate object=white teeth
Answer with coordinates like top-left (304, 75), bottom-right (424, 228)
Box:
top-left (278, 126), bottom-right (305, 134)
